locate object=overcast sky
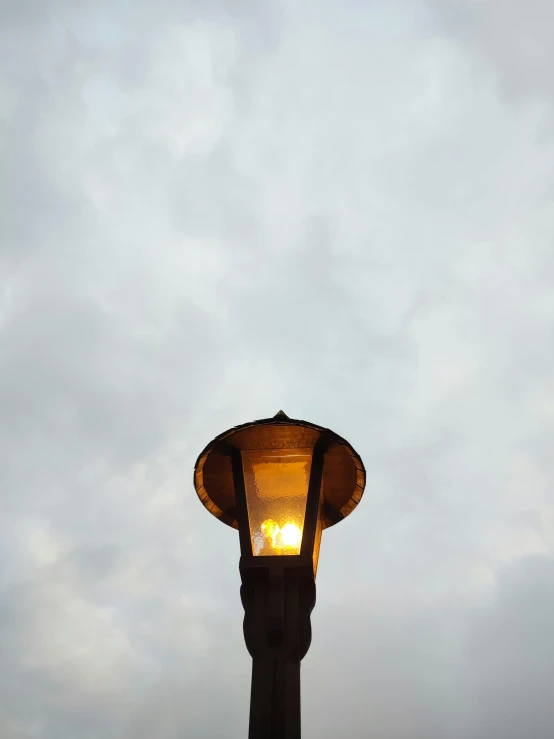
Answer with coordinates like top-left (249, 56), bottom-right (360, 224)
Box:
top-left (2, 1), bottom-right (554, 737)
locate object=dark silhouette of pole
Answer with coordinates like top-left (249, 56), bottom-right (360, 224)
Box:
top-left (241, 562), bottom-right (315, 739)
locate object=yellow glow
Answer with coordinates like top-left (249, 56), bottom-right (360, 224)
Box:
top-left (281, 523), bottom-right (302, 548)
top-left (260, 519), bottom-right (302, 554)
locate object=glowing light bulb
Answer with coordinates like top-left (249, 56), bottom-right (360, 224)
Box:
top-left (260, 519), bottom-right (302, 554)
top-left (280, 523), bottom-right (302, 549)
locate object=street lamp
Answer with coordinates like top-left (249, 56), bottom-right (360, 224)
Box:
top-left (194, 411), bottom-right (365, 739)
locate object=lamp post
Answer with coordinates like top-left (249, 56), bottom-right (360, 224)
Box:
top-left (194, 411), bottom-right (365, 739)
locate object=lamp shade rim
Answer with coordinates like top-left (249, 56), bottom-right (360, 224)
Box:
top-left (193, 415), bottom-right (366, 531)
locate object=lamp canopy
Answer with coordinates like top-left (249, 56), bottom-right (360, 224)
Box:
top-left (194, 412), bottom-right (365, 533)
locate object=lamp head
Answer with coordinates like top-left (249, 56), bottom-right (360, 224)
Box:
top-left (194, 413), bottom-right (365, 575)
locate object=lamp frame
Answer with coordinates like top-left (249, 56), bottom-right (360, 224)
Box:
top-left (231, 435), bottom-right (329, 566)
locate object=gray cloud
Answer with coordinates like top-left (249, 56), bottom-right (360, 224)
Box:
top-left (427, 0), bottom-right (554, 105)
top-left (463, 556), bottom-right (554, 739)
top-left (303, 554), bottom-right (554, 739)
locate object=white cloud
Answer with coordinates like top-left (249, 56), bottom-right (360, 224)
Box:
top-left (2, 0), bottom-right (554, 736)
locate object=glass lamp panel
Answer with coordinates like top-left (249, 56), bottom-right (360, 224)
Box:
top-left (241, 449), bottom-right (312, 556)
top-left (311, 487), bottom-right (324, 575)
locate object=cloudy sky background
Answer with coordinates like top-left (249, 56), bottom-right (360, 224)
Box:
top-left (2, 0), bottom-right (554, 737)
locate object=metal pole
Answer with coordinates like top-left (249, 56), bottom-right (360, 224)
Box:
top-left (240, 564), bottom-right (316, 739)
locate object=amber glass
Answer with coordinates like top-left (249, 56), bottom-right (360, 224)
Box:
top-left (311, 488), bottom-right (324, 575)
top-left (241, 449), bottom-right (312, 556)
